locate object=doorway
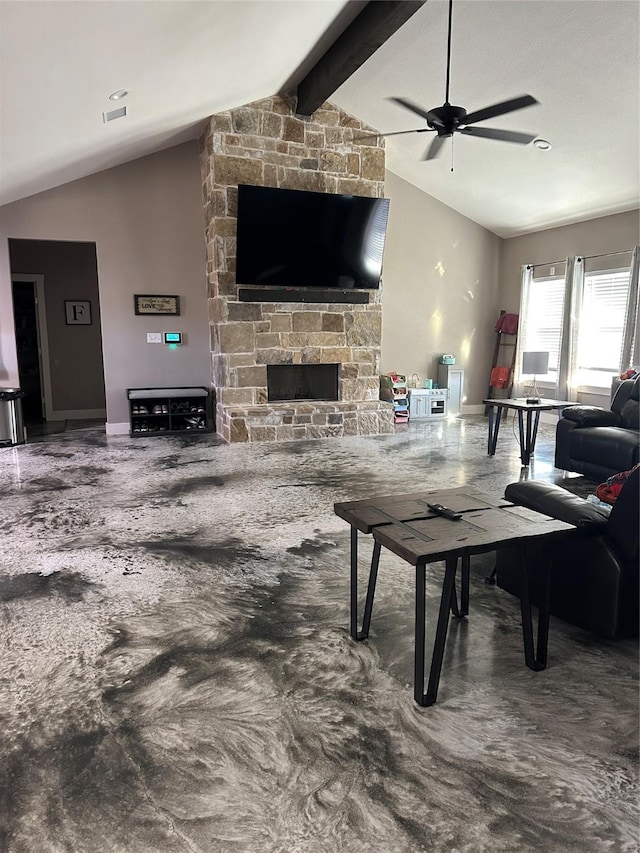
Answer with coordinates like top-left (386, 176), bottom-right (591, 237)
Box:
top-left (11, 276), bottom-right (50, 422)
top-left (9, 239), bottom-right (106, 426)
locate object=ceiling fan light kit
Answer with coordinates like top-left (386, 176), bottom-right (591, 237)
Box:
top-left (380, 0), bottom-right (539, 162)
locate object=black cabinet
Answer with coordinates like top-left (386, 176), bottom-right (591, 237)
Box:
top-left (127, 387), bottom-right (210, 436)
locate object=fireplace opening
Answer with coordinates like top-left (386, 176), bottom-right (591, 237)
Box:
top-left (267, 364), bottom-right (339, 402)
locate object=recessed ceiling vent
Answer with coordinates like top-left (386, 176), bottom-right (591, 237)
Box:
top-left (103, 106), bottom-right (127, 123)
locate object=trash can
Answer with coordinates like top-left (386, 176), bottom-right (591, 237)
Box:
top-left (0, 388), bottom-right (26, 447)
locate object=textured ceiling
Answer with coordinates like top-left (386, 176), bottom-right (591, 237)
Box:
top-left (1, 0), bottom-right (638, 238)
top-left (0, 0), bottom-right (350, 205)
top-left (332, 0), bottom-right (640, 236)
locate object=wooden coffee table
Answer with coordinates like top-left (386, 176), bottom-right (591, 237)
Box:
top-left (334, 487), bottom-right (580, 706)
top-left (483, 398), bottom-right (574, 466)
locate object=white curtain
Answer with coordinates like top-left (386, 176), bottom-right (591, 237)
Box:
top-left (561, 256), bottom-right (580, 402)
top-left (621, 246), bottom-right (639, 371)
top-left (513, 264), bottom-right (533, 397)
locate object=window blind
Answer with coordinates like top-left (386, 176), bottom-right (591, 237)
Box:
top-left (521, 277), bottom-right (565, 375)
top-left (577, 271), bottom-right (630, 382)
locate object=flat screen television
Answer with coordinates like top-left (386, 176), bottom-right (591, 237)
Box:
top-left (235, 184), bottom-right (390, 290)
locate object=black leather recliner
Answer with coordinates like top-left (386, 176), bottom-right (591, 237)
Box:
top-left (496, 466), bottom-right (639, 639)
top-left (555, 376), bottom-right (640, 480)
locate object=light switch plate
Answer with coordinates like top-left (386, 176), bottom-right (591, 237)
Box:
top-left (146, 333), bottom-right (162, 343)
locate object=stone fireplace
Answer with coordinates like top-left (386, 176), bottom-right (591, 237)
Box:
top-left (199, 95), bottom-right (394, 443)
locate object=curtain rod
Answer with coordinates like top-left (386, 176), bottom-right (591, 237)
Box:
top-left (527, 248), bottom-right (635, 269)
top-left (526, 260), bottom-right (565, 270)
top-left (576, 249), bottom-right (634, 262)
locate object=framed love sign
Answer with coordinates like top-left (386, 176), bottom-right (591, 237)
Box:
top-left (134, 294), bottom-right (180, 316)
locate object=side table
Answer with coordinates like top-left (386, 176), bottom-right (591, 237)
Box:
top-left (483, 398), bottom-right (574, 466)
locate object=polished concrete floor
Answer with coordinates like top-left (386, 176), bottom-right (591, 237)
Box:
top-left (0, 415), bottom-right (637, 852)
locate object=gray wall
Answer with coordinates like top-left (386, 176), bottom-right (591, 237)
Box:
top-left (0, 142), bottom-right (210, 431)
top-left (1, 140), bottom-right (636, 429)
top-left (382, 171), bottom-right (502, 407)
top-left (499, 209), bottom-right (640, 312)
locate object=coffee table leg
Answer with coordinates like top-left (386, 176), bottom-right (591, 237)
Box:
top-left (414, 564), bottom-right (427, 704)
top-left (450, 554), bottom-right (470, 617)
top-left (350, 526), bottom-right (359, 639)
top-left (519, 544), bottom-right (550, 671)
top-left (360, 541), bottom-right (381, 639)
top-left (350, 525), bottom-right (381, 641)
top-left (415, 555), bottom-right (458, 706)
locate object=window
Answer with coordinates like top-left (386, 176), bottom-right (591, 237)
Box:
top-left (516, 263), bottom-right (566, 396)
top-left (518, 248), bottom-right (639, 398)
top-left (519, 276), bottom-right (565, 380)
top-left (575, 270), bottom-right (631, 387)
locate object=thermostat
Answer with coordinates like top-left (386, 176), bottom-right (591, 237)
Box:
top-left (163, 332), bottom-right (183, 345)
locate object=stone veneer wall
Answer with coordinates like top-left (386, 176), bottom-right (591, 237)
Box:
top-left (198, 95), bottom-right (394, 443)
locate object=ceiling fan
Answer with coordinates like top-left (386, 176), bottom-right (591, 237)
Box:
top-left (376, 0), bottom-right (539, 161)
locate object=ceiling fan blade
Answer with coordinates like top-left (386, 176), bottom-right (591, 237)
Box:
top-left (459, 126), bottom-right (537, 144)
top-left (462, 95), bottom-right (538, 126)
top-left (388, 96), bottom-right (432, 122)
top-left (424, 135), bottom-right (447, 161)
top-left (381, 128), bottom-right (434, 138)
top-left (352, 128), bottom-right (434, 143)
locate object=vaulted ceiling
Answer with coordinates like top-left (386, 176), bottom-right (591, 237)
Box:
top-left (1, 0), bottom-right (638, 238)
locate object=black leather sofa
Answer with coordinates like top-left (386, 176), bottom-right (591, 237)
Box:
top-left (496, 466), bottom-right (639, 639)
top-left (555, 375), bottom-right (640, 480)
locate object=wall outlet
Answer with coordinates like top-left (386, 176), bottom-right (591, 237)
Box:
top-left (146, 332), bottom-right (162, 343)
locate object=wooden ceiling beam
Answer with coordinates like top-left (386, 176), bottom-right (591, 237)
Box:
top-left (295, 0), bottom-right (426, 118)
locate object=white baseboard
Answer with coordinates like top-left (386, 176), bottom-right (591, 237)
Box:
top-left (106, 422), bottom-right (130, 435)
top-left (462, 404), bottom-right (485, 415)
